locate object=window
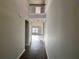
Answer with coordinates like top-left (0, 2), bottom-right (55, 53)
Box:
top-left (32, 27), bottom-right (39, 33)
top-left (35, 7), bottom-right (41, 14)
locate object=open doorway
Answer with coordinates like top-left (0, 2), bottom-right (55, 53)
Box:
top-left (25, 20), bottom-right (29, 49)
top-left (30, 19), bottom-right (45, 50)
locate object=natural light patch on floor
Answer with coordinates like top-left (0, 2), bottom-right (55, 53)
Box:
top-left (31, 35), bottom-right (41, 50)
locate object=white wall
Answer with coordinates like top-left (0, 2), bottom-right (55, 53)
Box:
top-left (46, 0), bottom-right (79, 59)
top-left (0, 0), bottom-right (28, 59)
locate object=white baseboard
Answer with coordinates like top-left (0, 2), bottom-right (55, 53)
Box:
top-left (16, 49), bottom-right (25, 59)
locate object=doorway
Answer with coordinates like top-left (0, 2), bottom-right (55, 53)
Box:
top-left (25, 20), bottom-right (29, 49)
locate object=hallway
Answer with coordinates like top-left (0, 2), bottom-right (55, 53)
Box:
top-left (20, 35), bottom-right (48, 59)
top-left (1, 0), bottom-right (79, 59)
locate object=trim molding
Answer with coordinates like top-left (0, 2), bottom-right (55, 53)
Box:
top-left (16, 49), bottom-right (25, 59)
